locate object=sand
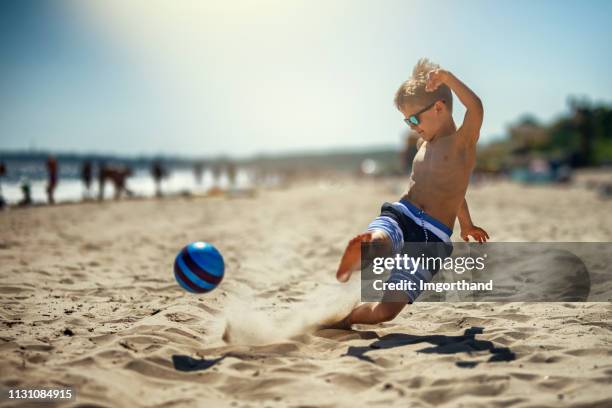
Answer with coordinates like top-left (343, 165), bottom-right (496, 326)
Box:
top-left (1, 176), bottom-right (611, 407)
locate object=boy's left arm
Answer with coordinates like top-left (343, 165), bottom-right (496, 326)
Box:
top-left (457, 198), bottom-right (489, 243)
top-left (426, 69), bottom-right (483, 145)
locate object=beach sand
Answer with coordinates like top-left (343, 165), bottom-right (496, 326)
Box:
top-left (1, 177), bottom-right (611, 407)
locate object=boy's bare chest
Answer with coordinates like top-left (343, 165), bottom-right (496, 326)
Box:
top-left (412, 140), bottom-right (474, 180)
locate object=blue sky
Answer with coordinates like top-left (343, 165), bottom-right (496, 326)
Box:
top-left (1, 0), bottom-right (611, 157)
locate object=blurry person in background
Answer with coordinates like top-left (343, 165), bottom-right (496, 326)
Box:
top-left (227, 162), bottom-right (237, 189)
top-left (98, 161), bottom-right (107, 201)
top-left (109, 165), bottom-right (133, 200)
top-left (81, 160), bottom-right (93, 199)
top-left (151, 159), bottom-right (166, 197)
top-left (19, 177), bottom-right (32, 207)
top-left (400, 133), bottom-right (419, 175)
top-left (207, 162), bottom-right (224, 196)
top-left (0, 161), bottom-right (6, 209)
top-left (46, 155), bottom-right (58, 204)
top-left (193, 162), bottom-right (204, 185)
top-left (211, 162), bottom-right (222, 187)
top-left (99, 164), bottom-right (133, 200)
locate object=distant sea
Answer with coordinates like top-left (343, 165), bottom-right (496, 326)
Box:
top-left (0, 147), bottom-right (400, 204)
top-left (0, 155), bottom-right (257, 205)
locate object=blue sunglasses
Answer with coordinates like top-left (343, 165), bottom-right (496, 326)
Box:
top-left (404, 101), bottom-right (439, 126)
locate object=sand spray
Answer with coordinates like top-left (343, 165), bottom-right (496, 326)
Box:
top-left (222, 278), bottom-right (362, 345)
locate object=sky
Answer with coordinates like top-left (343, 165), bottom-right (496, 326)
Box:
top-left (1, 0), bottom-right (611, 158)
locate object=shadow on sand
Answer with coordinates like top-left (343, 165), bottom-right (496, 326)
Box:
top-left (172, 355), bottom-right (226, 372)
top-left (171, 326), bottom-right (515, 372)
top-left (344, 326), bottom-right (516, 368)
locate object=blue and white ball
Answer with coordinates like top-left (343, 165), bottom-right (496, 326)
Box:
top-left (174, 242), bottom-right (224, 293)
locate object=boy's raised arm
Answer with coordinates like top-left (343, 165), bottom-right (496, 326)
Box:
top-left (426, 69), bottom-right (483, 144)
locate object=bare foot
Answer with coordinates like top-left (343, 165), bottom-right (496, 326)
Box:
top-left (336, 232), bottom-right (373, 282)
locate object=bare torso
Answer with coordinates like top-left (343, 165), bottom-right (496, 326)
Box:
top-left (402, 132), bottom-right (476, 230)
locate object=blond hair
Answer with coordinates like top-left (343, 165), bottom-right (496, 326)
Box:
top-left (394, 58), bottom-right (453, 112)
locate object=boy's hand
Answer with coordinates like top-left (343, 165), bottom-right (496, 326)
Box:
top-left (425, 69), bottom-right (449, 92)
top-left (460, 225), bottom-right (489, 243)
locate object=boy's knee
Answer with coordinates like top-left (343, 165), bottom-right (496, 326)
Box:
top-left (363, 230), bottom-right (393, 259)
top-left (370, 230), bottom-right (391, 243)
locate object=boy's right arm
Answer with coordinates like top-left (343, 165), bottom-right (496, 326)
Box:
top-left (426, 70), bottom-right (483, 145)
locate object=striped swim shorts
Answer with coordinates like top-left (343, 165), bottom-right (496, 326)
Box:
top-left (366, 199), bottom-right (454, 303)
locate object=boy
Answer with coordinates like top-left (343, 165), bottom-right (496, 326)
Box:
top-left (335, 59), bottom-right (489, 326)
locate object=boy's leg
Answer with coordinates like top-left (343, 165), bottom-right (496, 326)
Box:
top-left (344, 301), bottom-right (406, 325)
top-left (337, 206), bottom-right (405, 283)
top-left (336, 230), bottom-right (392, 282)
